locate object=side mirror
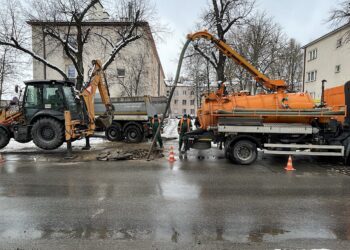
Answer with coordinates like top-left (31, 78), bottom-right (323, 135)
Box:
top-left (15, 85), bottom-right (19, 93)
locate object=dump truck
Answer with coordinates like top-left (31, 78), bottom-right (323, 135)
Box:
top-left (180, 31), bottom-right (350, 165)
top-left (0, 60), bottom-right (113, 155)
top-left (95, 96), bottom-right (167, 143)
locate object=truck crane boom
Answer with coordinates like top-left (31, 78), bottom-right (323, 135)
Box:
top-left (187, 30), bottom-right (287, 92)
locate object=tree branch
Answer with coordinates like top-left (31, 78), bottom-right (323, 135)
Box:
top-left (193, 44), bottom-right (218, 69)
top-left (0, 38), bottom-right (68, 79)
top-left (102, 35), bottom-right (141, 71)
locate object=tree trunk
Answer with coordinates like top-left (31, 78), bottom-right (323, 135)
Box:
top-left (216, 54), bottom-right (226, 81)
top-left (75, 22), bottom-right (85, 91)
top-left (0, 49), bottom-right (8, 101)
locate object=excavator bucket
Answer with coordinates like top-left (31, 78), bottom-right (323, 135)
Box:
top-left (95, 114), bottom-right (113, 129)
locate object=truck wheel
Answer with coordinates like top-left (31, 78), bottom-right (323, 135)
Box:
top-left (0, 128), bottom-right (10, 149)
top-left (232, 140), bottom-right (257, 165)
top-left (31, 118), bottom-right (65, 150)
top-left (105, 123), bottom-right (123, 141)
top-left (125, 125), bottom-right (143, 143)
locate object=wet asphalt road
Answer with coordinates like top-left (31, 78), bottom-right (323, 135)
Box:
top-left (1, 144), bottom-right (350, 249)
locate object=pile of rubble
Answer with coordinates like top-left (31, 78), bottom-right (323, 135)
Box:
top-left (97, 148), bottom-right (164, 161)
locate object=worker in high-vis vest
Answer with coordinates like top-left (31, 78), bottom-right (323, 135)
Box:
top-left (178, 114), bottom-right (192, 152)
top-left (151, 114), bottom-right (163, 149)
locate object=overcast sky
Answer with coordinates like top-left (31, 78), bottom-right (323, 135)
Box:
top-left (156, 0), bottom-right (337, 78)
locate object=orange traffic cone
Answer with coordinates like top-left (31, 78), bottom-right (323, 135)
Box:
top-left (285, 155), bottom-right (295, 171)
top-left (0, 153), bottom-right (5, 164)
top-left (168, 146), bottom-right (176, 162)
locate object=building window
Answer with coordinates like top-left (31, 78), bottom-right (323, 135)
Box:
top-left (191, 109), bottom-right (195, 115)
top-left (175, 90), bottom-right (179, 96)
top-left (117, 68), bottom-right (126, 78)
top-left (183, 90), bottom-right (187, 95)
top-left (309, 49), bottom-right (317, 61)
top-left (183, 109), bottom-right (187, 114)
top-left (190, 100), bottom-right (195, 105)
top-left (182, 100), bottom-right (187, 105)
top-left (335, 65), bottom-right (341, 73)
top-left (190, 91), bottom-right (195, 95)
top-left (307, 70), bottom-right (317, 82)
top-left (174, 99), bottom-right (178, 104)
top-left (336, 38), bottom-right (343, 48)
top-left (67, 65), bottom-right (76, 79)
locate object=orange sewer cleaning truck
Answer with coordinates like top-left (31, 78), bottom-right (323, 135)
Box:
top-left (182, 31), bottom-right (350, 165)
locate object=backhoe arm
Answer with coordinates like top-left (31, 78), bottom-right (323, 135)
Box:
top-left (81, 60), bottom-right (113, 129)
top-left (187, 31), bottom-right (287, 92)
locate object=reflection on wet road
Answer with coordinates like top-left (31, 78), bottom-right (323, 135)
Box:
top-left (0, 149), bottom-right (350, 248)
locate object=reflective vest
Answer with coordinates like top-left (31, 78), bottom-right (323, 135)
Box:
top-left (178, 118), bottom-right (191, 133)
top-left (151, 117), bottom-right (161, 128)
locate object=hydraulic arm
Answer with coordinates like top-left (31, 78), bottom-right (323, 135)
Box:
top-left (80, 60), bottom-right (114, 131)
top-left (187, 30), bottom-right (287, 92)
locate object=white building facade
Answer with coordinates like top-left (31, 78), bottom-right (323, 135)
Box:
top-left (303, 24), bottom-right (350, 100)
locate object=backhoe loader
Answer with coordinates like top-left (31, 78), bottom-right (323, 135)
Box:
top-left (0, 59), bottom-right (113, 156)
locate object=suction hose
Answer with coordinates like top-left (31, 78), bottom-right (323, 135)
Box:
top-left (147, 39), bottom-right (192, 160)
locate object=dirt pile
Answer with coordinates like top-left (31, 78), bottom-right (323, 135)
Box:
top-left (97, 148), bottom-right (164, 161)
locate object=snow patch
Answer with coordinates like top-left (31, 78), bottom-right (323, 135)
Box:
top-left (162, 118), bottom-right (178, 139)
top-left (2, 137), bottom-right (107, 152)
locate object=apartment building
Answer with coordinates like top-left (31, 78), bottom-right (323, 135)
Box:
top-left (28, 2), bottom-right (166, 98)
top-left (303, 24), bottom-right (350, 100)
top-left (166, 80), bottom-right (198, 118)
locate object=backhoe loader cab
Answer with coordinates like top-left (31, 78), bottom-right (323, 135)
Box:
top-left (23, 80), bottom-right (81, 122)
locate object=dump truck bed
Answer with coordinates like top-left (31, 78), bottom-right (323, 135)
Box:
top-left (95, 96), bottom-right (168, 121)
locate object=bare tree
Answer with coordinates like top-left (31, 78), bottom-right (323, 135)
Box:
top-left (0, 47), bottom-right (13, 100)
top-left (328, 0), bottom-right (350, 43)
top-left (111, 51), bottom-right (150, 97)
top-left (227, 12), bottom-right (285, 93)
top-left (194, 0), bottom-right (255, 81)
top-left (0, 0), bottom-right (67, 80)
top-left (270, 38), bottom-right (303, 92)
top-left (184, 44), bottom-right (213, 105)
top-left (185, 10), bottom-right (303, 95)
top-left (328, 0), bottom-right (350, 26)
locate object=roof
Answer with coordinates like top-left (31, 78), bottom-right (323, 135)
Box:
top-left (302, 23), bottom-right (350, 49)
top-left (24, 80), bottom-right (75, 86)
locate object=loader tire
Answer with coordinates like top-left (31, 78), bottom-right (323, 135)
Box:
top-left (105, 123), bottom-right (123, 141)
top-left (0, 127), bottom-right (10, 149)
top-left (31, 118), bottom-right (65, 150)
top-left (232, 140), bottom-right (257, 165)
